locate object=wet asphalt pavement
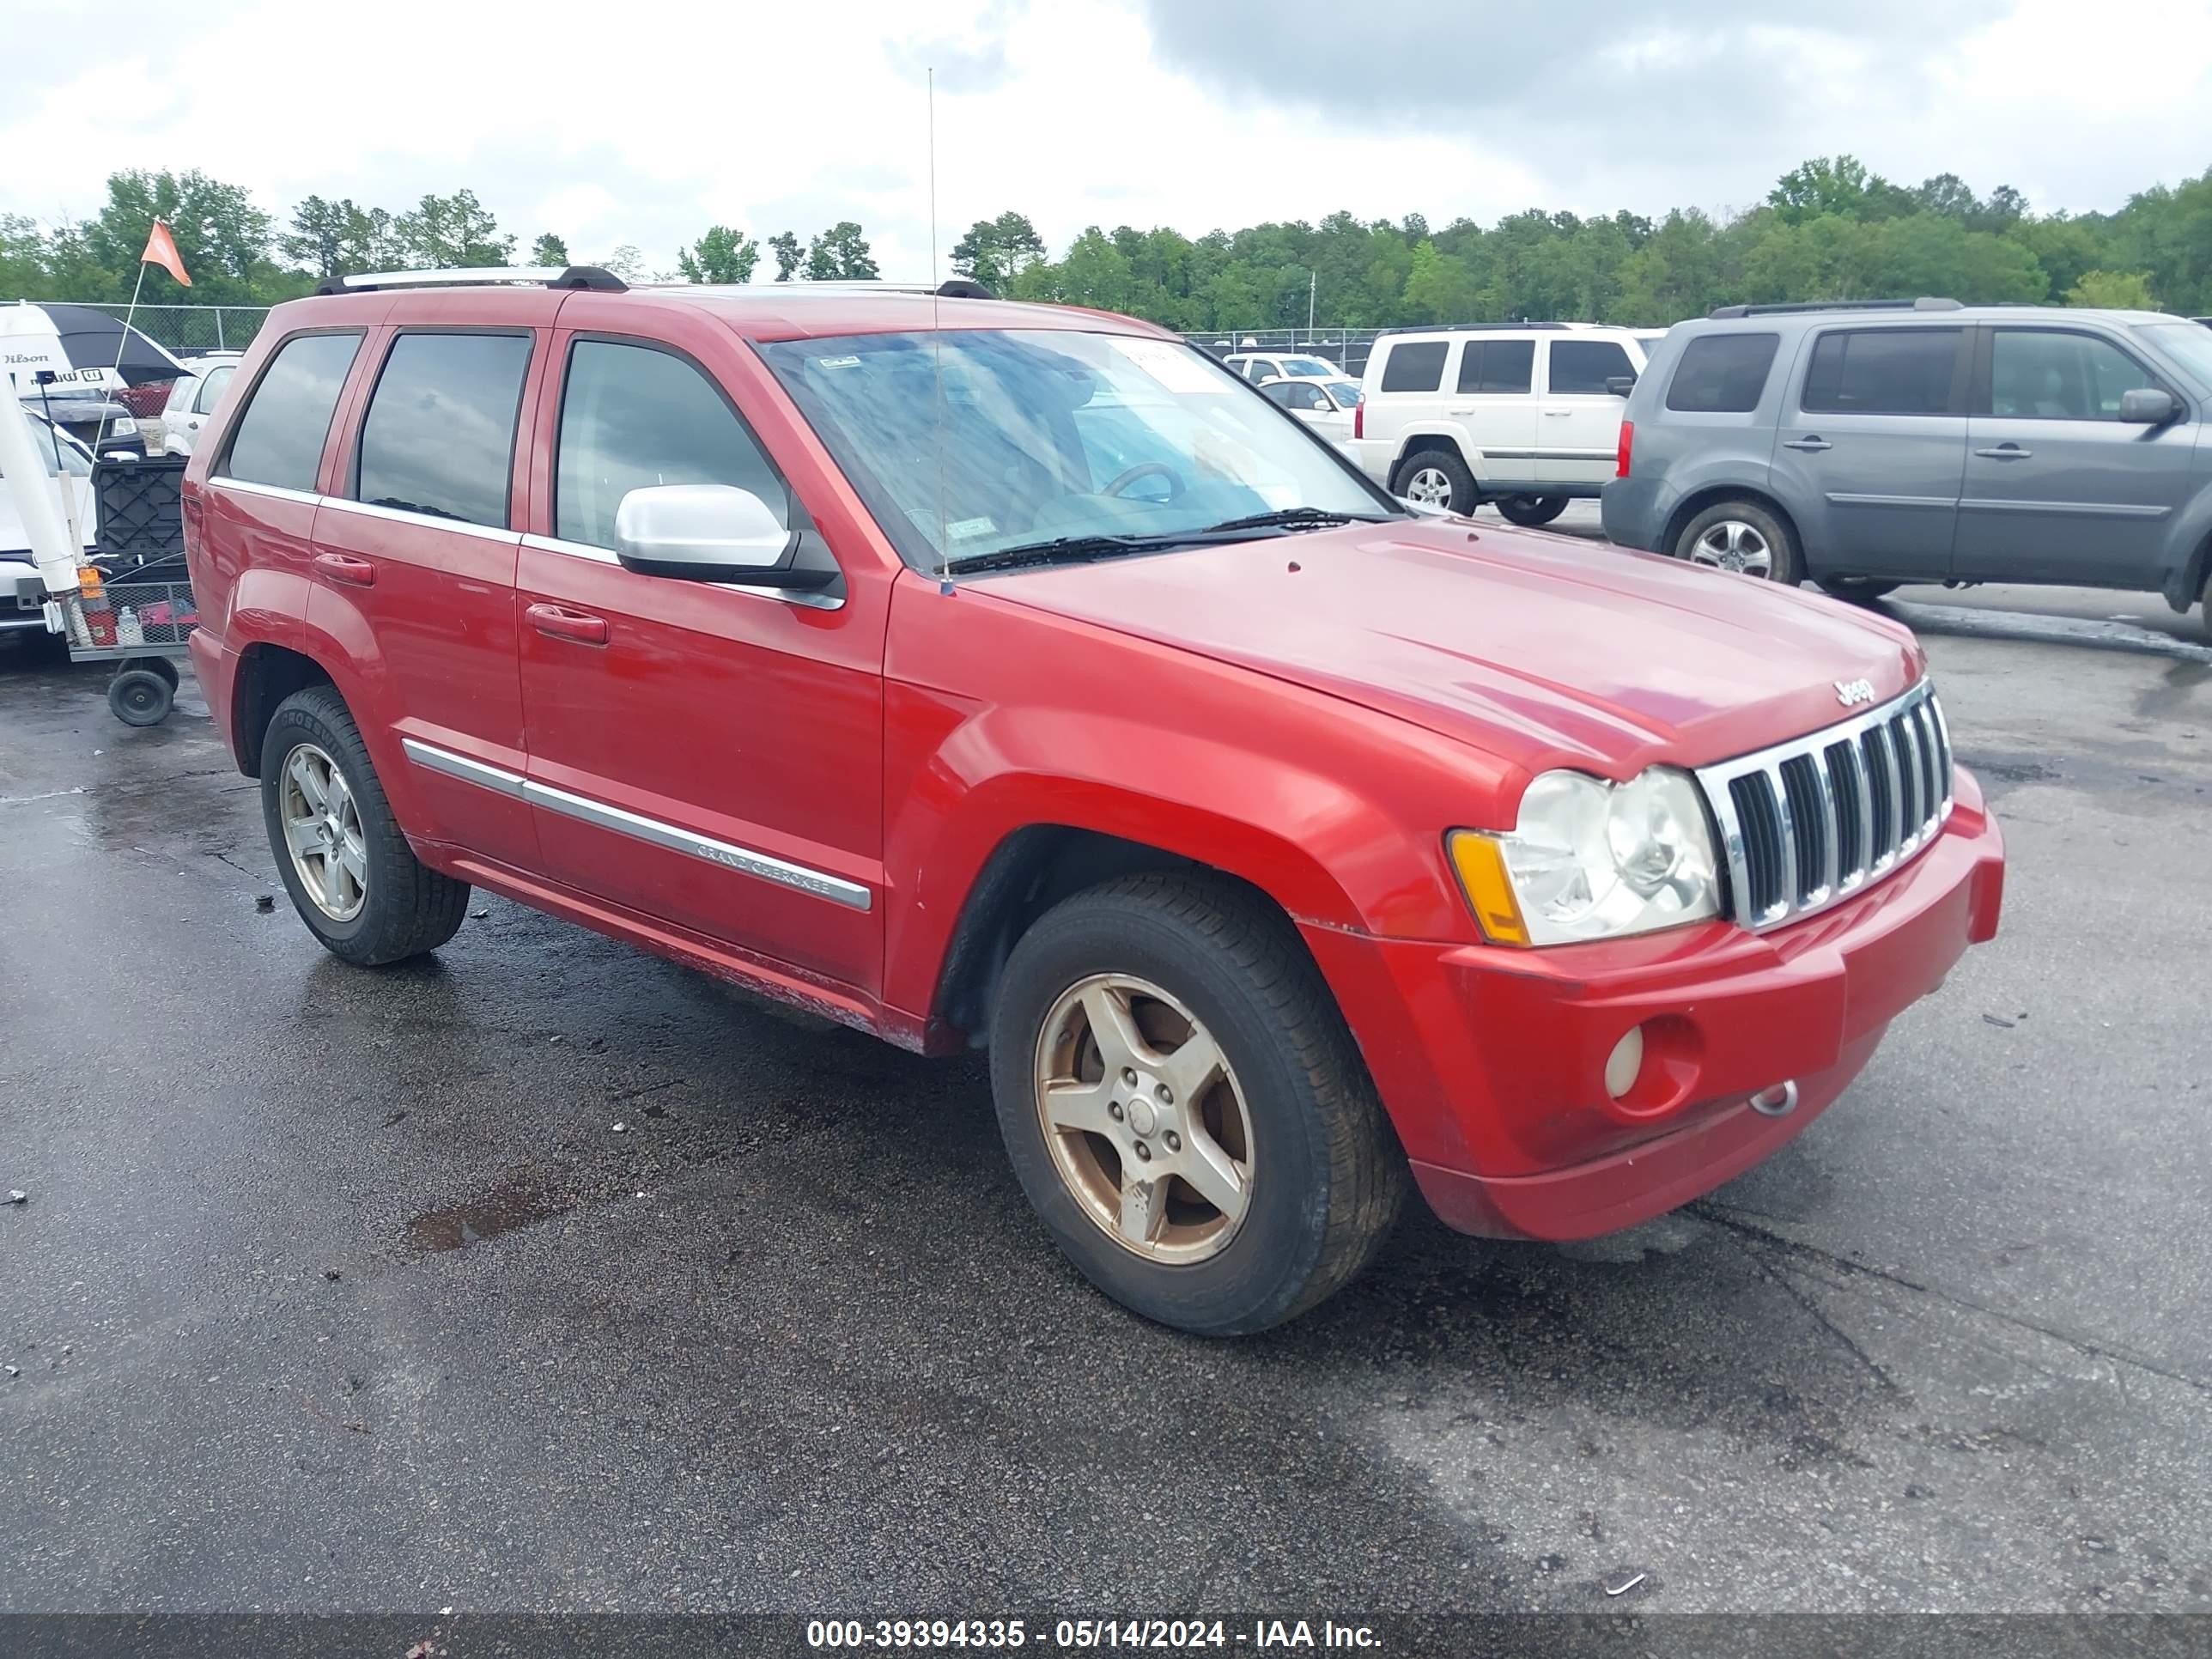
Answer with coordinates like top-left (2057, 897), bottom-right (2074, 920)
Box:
top-left (1, 563), bottom-right (2208, 1618)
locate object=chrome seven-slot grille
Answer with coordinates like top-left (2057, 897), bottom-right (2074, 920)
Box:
top-left (1696, 680), bottom-right (1953, 931)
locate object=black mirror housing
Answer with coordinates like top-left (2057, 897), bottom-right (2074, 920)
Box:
top-left (1605, 375), bottom-right (1638, 398)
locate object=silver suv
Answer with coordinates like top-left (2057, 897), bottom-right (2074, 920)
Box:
top-left (1601, 299), bottom-right (2212, 633)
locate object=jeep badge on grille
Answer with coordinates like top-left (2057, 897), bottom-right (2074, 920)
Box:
top-left (1834, 678), bottom-right (1876, 707)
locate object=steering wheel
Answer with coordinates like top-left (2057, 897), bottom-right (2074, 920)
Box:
top-left (1101, 460), bottom-right (1184, 502)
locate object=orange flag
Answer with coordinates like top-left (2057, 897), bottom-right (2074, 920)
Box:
top-left (141, 220), bottom-right (191, 287)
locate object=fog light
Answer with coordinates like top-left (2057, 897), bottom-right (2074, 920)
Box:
top-left (1603, 1025), bottom-right (1646, 1100)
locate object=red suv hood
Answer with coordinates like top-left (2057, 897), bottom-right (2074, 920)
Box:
top-left (975, 520), bottom-right (1924, 774)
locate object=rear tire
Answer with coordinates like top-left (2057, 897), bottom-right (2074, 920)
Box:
top-left (1672, 499), bottom-right (1802, 586)
top-left (1818, 577), bottom-right (1901, 603)
top-left (259, 685), bottom-right (469, 966)
top-left (1494, 495), bottom-right (1570, 528)
top-left (988, 872), bottom-right (1407, 1336)
top-left (1392, 449), bottom-right (1476, 514)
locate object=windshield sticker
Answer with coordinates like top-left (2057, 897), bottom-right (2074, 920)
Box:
top-left (1107, 337), bottom-right (1222, 397)
top-left (945, 516), bottom-right (996, 540)
top-left (817, 355), bottom-right (862, 369)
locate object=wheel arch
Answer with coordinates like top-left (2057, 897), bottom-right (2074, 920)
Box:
top-left (924, 818), bottom-right (1377, 1053)
top-left (1390, 432), bottom-right (1480, 489)
top-left (228, 641), bottom-right (335, 778)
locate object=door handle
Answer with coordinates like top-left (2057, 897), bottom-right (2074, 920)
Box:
top-left (1542, 409), bottom-right (1573, 417)
top-left (1974, 444), bottom-right (2033, 460)
top-left (1782, 436), bottom-right (1832, 453)
top-left (313, 551), bottom-right (376, 587)
top-left (526, 602), bottom-right (610, 646)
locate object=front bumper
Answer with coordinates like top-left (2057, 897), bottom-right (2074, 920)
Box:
top-left (1303, 768), bottom-right (2004, 1241)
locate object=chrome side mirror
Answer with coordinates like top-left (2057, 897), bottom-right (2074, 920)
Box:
top-left (613, 484), bottom-right (836, 590)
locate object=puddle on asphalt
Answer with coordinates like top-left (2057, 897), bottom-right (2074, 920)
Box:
top-left (404, 1179), bottom-right (569, 1254)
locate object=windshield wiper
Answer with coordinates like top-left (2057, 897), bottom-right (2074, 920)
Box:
top-left (945, 509), bottom-right (1397, 576)
top-left (1196, 507), bottom-right (1394, 534)
top-left (944, 533), bottom-right (1207, 574)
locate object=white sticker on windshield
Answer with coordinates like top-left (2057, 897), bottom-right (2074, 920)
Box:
top-left (817, 355), bottom-right (861, 368)
top-left (945, 516), bottom-right (996, 540)
top-left (1107, 337), bottom-right (1223, 397)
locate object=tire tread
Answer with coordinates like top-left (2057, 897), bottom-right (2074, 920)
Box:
top-left (263, 686), bottom-right (469, 966)
top-left (1000, 872), bottom-right (1406, 1333)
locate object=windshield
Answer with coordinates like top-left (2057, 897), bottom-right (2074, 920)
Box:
top-left (758, 328), bottom-right (1397, 572)
top-left (1281, 358), bottom-right (1335, 377)
top-left (15, 409), bottom-right (93, 477)
top-left (2141, 323), bottom-right (2212, 394)
top-left (1322, 380), bottom-right (1364, 410)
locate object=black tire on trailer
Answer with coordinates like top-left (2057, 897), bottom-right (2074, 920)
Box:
top-left (140, 654), bottom-right (182, 690)
top-left (107, 667), bottom-right (173, 726)
top-left (1494, 495), bottom-right (1571, 528)
top-left (988, 872), bottom-right (1407, 1336)
top-left (258, 684), bottom-right (470, 966)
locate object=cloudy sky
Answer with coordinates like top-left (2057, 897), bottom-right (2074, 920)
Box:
top-left (6, 0), bottom-right (2209, 280)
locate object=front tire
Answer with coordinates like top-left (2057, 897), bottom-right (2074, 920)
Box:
top-left (1494, 495), bottom-right (1570, 528)
top-left (988, 873), bottom-right (1406, 1336)
top-left (1673, 498), bottom-right (1802, 586)
top-left (259, 685), bottom-right (469, 966)
top-left (1392, 449), bottom-right (1476, 514)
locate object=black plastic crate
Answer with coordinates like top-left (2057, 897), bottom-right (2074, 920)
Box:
top-left (94, 455), bottom-right (188, 562)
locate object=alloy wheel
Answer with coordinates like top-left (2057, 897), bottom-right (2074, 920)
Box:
top-left (1689, 520), bottom-right (1772, 578)
top-left (1032, 973), bottom-right (1255, 1265)
top-left (279, 742), bottom-right (368, 922)
top-left (1403, 467), bottom-right (1455, 507)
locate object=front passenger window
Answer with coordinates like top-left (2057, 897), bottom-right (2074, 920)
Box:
top-left (1990, 331), bottom-right (2154, 422)
top-left (555, 341), bottom-right (797, 550)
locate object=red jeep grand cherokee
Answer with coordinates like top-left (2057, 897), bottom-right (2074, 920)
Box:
top-left (181, 269), bottom-right (2003, 1334)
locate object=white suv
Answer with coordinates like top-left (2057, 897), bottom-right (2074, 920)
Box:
top-left (1347, 325), bottom-right (1650, 526)
top-left (1223, 350), bottom-right (1341, 384)
top-left (155, 352), bottom-right (242, 457)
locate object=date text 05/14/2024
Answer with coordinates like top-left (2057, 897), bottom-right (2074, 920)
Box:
top-left (805, 1619), bottom-right (1383, 1649)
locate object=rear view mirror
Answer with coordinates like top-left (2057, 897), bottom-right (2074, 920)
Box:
top-left (2118, 387), bottom-right (2180, 426)
top-left (1605, 375), bottom-right (1638, 398)
top-left (614, 484), bottom-right (838, 590)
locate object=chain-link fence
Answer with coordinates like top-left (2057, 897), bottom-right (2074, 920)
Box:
top-left (46, 302), bottom-right (271, 356)
top-left (1181, 328), bottom-right (1387, 377)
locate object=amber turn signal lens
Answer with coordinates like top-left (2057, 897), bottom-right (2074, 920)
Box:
top-left (1448, 830), bottom-right (1530, 946)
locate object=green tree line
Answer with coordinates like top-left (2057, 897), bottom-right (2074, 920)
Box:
top-left (6, 156), bottom-right (2208, 326)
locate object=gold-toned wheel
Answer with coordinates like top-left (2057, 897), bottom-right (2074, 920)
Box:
top-left (1032, 972), bottom-right (1255, 1265)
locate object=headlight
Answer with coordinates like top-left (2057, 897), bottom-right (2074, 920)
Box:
top-left (1449, 767), bottom-right (1720, 945)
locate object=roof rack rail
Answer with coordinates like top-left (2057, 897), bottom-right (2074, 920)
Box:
top-left (1376, 320), bottom-right (1577, 337)
top-left (313, 264), bottom-right (628, 296)
top-left (1706, 296), bottom-right (1962, 319)
top-left (641, 277), bottom-right (997, 300)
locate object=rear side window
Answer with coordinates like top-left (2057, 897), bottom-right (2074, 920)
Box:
top-left (1547, 339), bottom-right (1633, 396)
top-left (353, 333), bottom-right (532, 528)
top-left (555, 339), bottom-right (793, 551)
top-left (1802, 329), bottom-right (1962, 416)
top-left (1666, 333), bottom-right (1780, 413)
top-left (221, 332), bottom-right (361, 491)
top-left (1455, 339), bottom-right (1534, 394)
top-left (1379, 340), bottom-right (1449, 393)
